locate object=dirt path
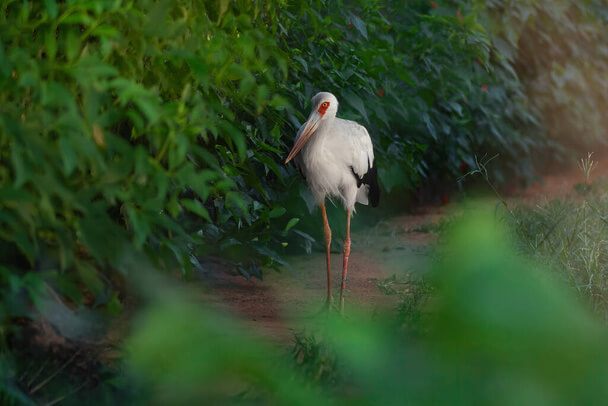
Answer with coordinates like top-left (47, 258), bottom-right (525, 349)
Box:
top-left (509, 153), bottom-right (608, 202)
top-left (199, 207), bottom-right (443, 346)
top-left (199, 152), bottom-right (608, 347)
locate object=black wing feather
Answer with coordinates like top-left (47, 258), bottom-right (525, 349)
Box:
top-left (350, 159), bottom-right (380, 207)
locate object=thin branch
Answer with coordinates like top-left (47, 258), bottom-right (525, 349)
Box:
top-left (30, 350), bottom-right (80, 395)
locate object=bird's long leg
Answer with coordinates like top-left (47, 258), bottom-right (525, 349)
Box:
top-left (339, 210), bottom-right (352, 314)
top-left (321, 201), bottom-right (333, 307)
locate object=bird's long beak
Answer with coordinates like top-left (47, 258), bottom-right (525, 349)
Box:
top-left (285, 112), bottom-right (322, 164)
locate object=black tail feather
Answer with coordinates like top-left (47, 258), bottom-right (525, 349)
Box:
top-left (367, 163), bottom-right (380, 207)
top-left (351, 161), bottom-right (380, 207)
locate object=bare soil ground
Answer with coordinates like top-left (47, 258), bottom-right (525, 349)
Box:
top-left (199, 207), bottom-right (442, 346)
top-left (509, 154), bottom-right (608, 203)
top-left (199, 154), bottom-right (608, 347)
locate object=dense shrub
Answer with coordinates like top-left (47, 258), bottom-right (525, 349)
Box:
top-left (281, 0), bottom-right (548, 188)
top-left (0, 0), bottom-right (290, 321)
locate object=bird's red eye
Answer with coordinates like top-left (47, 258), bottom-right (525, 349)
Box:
top-left (318, 102), bottom-right (330, 115)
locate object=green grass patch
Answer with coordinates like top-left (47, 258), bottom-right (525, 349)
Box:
top-left (507, 188), bottom-right (608, 321)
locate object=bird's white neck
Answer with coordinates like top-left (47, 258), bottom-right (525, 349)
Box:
top-left (312, 116), bottom-right (334, 143)
top-left (301, 116), bottom-right (335, 164)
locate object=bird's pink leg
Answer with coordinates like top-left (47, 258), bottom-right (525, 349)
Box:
top-left (321, 202), bottom-right (333, 307)
top-left (339, 210), bottom-right (352, 314)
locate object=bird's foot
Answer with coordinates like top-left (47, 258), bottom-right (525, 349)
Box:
top-left (324, 296), bottom-right (337, 313)
top-left (306, 297), bottom-right (335, 318)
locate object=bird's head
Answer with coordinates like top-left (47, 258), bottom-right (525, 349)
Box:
top-left (285, 92), bottom-right (338, 164)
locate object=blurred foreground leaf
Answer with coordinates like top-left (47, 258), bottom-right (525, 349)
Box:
top-left (125, 209), bottom-right (608, 405)
top-left (126, 284), bottom-right (330, 405)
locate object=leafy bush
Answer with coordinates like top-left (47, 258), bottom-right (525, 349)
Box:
top-left (280, 0), bottom-right (549, 188)
top-left (0, 0), bottom-right (294, 321)
top-left (125, 212), bottom-right (608, 404)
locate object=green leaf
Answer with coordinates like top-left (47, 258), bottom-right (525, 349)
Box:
top-left (217, 0), bottom-right (230, 23)
top-left (414, 142), bottom-right (429, 152)
top-left (255, 246), bottom-right (297, 275)
top-left (186, 56), bottom-right (210, 89)
top-left (0, 41), bottom-right (12, 78)
top-left (166, 196), bottom-right (182, 218)
top-left (65, 28), bottom-right (81, 61)
top-left (284, 217), bottom-right (299, 233)
top-left (226, 192), bottom-right (249, 216)
top-left (106, 292), bottom-right (124, 315)
top-left (44, 29), bottom-right (57, 61)
top-left (77, 261), bottom-right (104, 297)
top-left (343, 90), bottom-right (369, 123)
top-left (11, 145), bottom-right (30, 187)
top-left (181, 199), bottom-right (212, 222)
top-left (417, 89), bottom-right (435, 107)
top-left (59, 136), bottom-right (78, 176)
top-left (78, 209), bottom-right (129, 268)
top-left (351, 15), bottom-right (368, 39)
top-left (293, 56), bottom-right (308, 73)
top-left (126, 206), bottom-right (152, 249)
top-left (422, 113), bottom-right (437, 140)
top-left (380, 164), bottom-right (409, 193)
top-left (269, 206), bottom-right (286, 219)
top-left (43, 0), bottom-right (59, 19)
top-left (182, 252), bottom-right (193, 281)
top-left (256, 152), bottom-right (284, 182)
top-left (237, 265), bottom-right (250, 280)
top-left (134, 97), bottom-right (161, 124)
top-left (56, 275), bottom-right (84, 305)
top-left (12, 234), bottom-right (36, 265)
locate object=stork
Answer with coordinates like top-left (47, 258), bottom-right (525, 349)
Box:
top-left (285, 92), bottom-right (380, 313)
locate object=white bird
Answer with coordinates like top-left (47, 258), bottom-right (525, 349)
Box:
top-left (285, 92), bottom-right (380, 313)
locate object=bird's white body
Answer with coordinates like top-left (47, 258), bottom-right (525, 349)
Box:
top-left (294, 117), bottom-right (375, 210)
top-left (284, 91), bottom-right (379, 313)
top-left (289, 92), bottom-right (379, 212)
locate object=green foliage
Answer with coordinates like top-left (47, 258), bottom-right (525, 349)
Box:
top-left (0, 0), bottom-right (291, 324)
top-left (470, 152), bottom-right (608, 322)
top-left (281, 0), bottom-right (548, 188)
top-left (508, 184), bottom-right (608, 321)
top-left (292, 331), bottom-right (341, 387)
top-left (93, 212), bottom-right (608, 403)
top-left (127, 300), bottom-right (330, 406)
top-left (424, 212), bottom-right (608, 404)
top-left (122, 213), bottom-right (605, 405)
